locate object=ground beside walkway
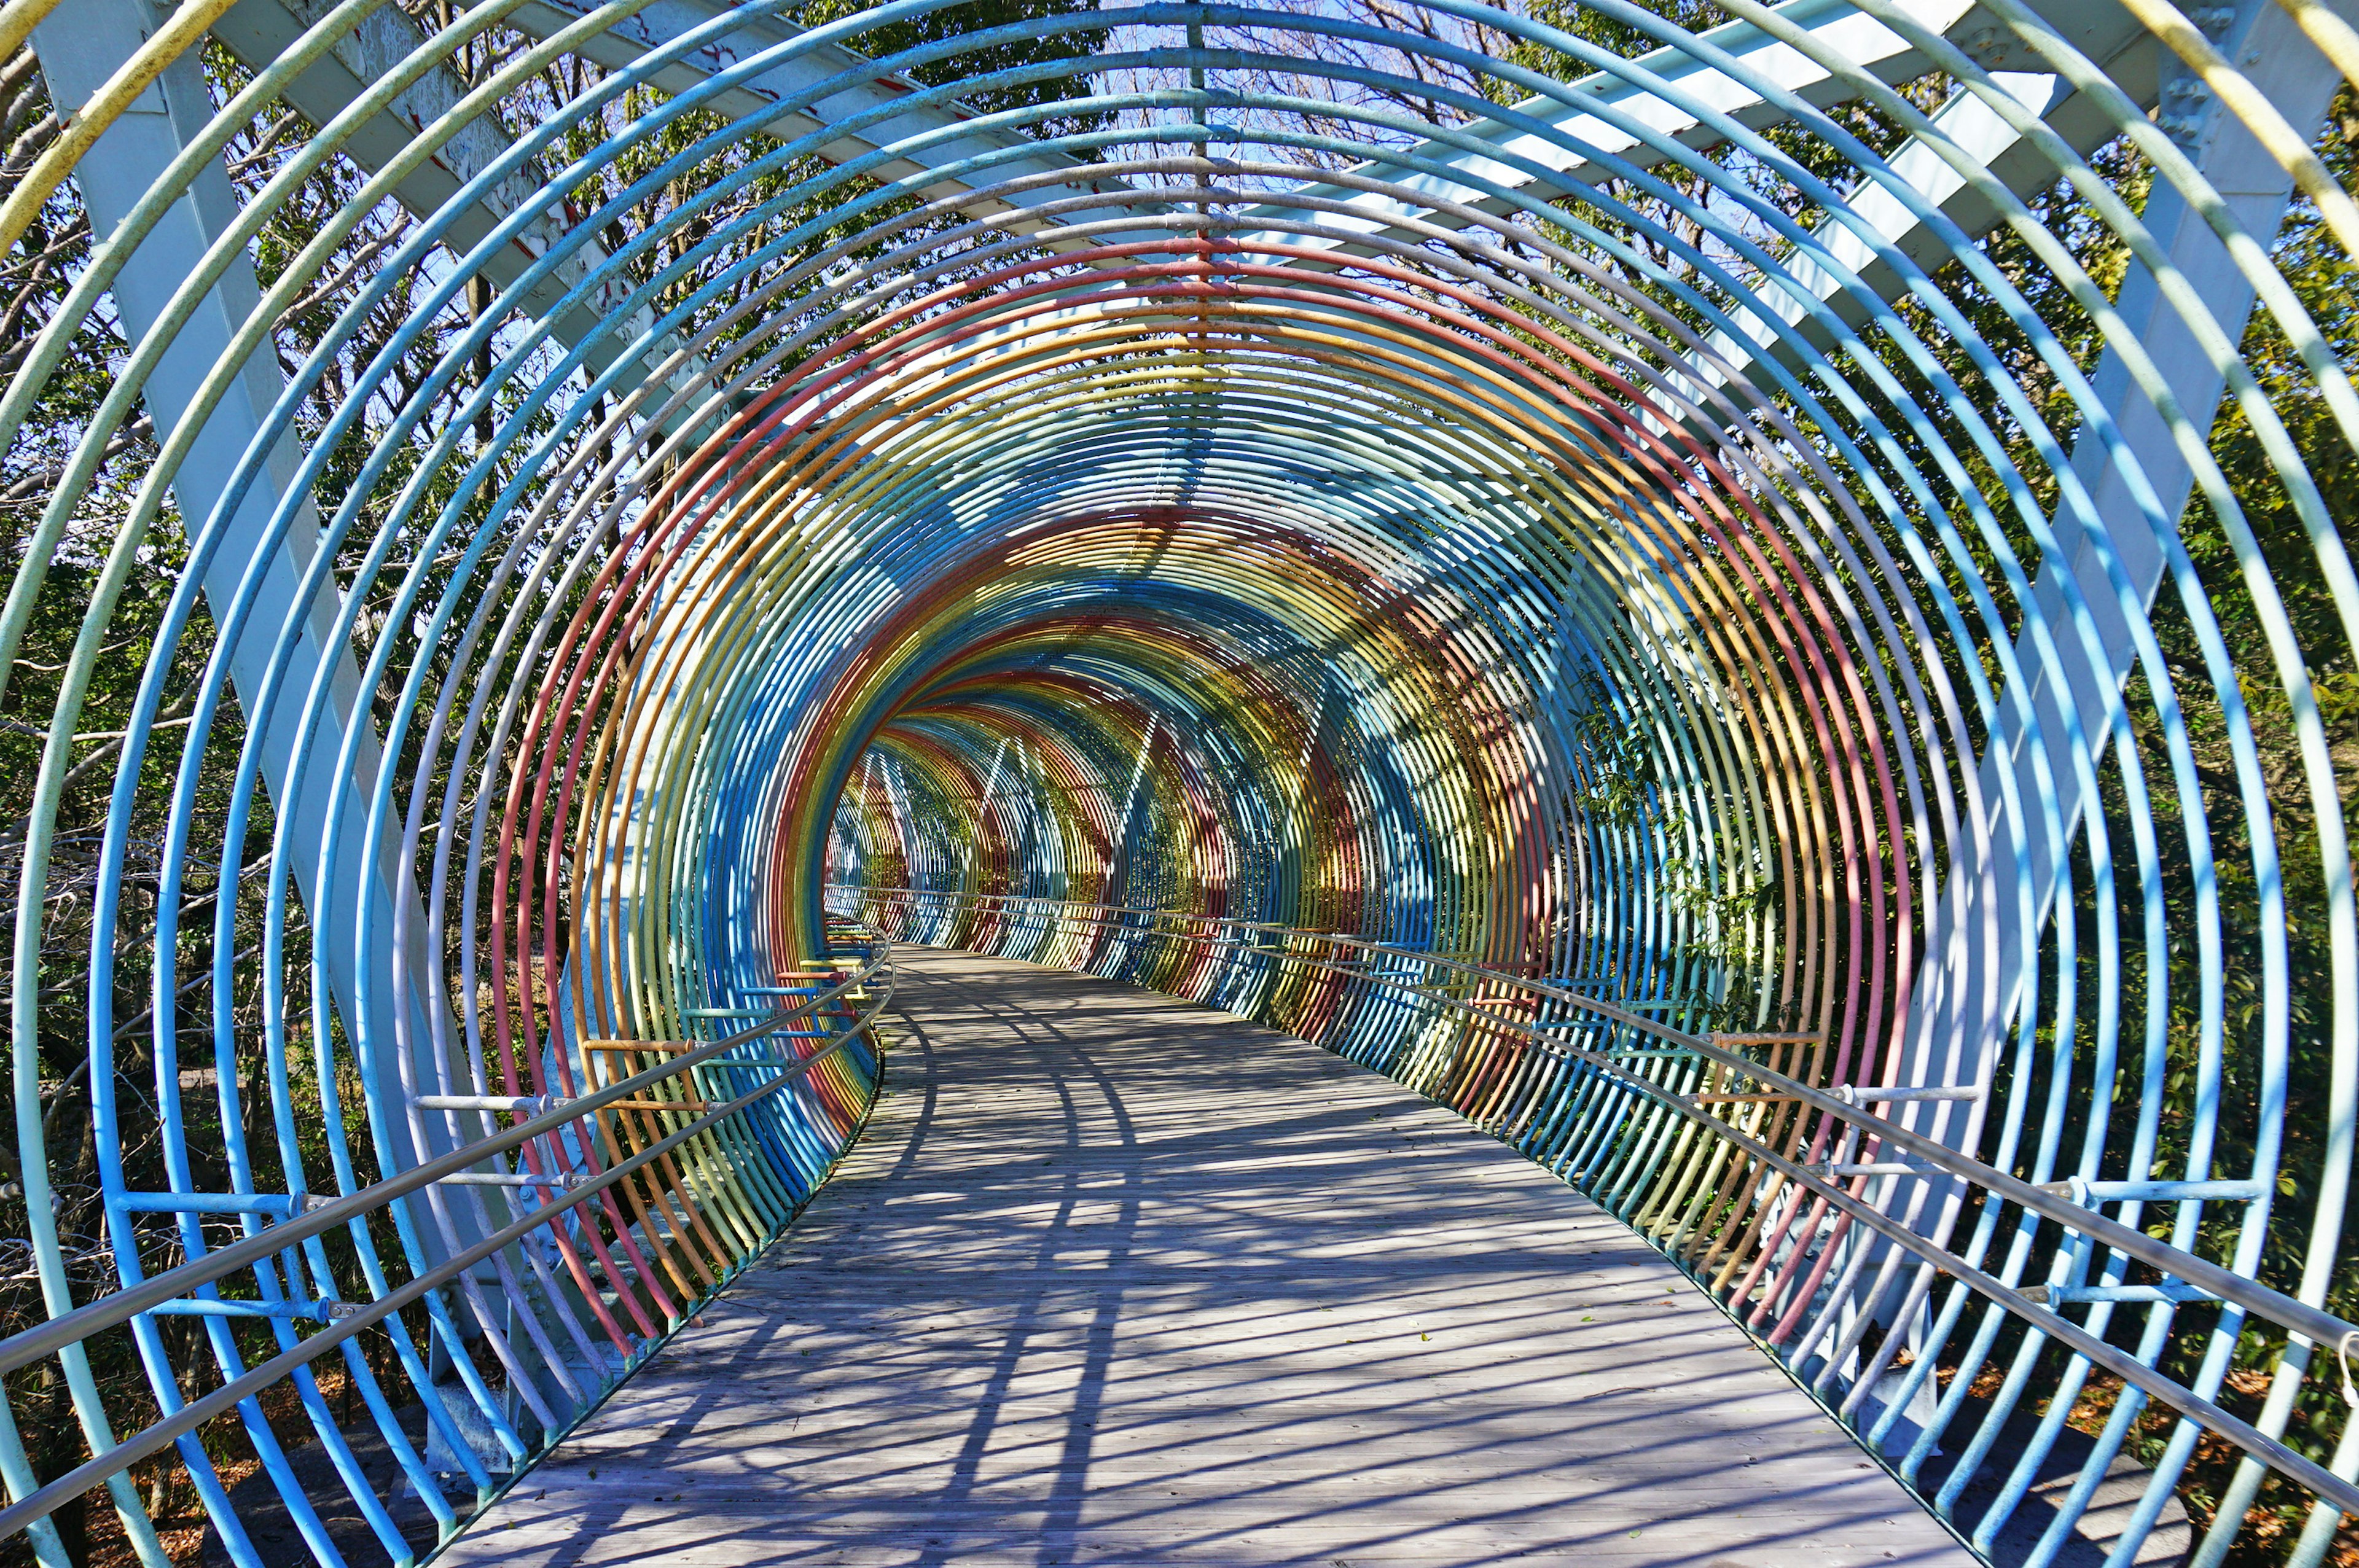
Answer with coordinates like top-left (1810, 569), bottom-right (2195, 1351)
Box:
top-left (441, 948), bottom-right (1973, 1566)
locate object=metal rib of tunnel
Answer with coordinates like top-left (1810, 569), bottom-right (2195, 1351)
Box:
top-left (3, 0), bottom-right (2359, 1561)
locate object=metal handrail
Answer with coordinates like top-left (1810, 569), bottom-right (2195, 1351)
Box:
top-left (837, 883), bottom-right (2359, 1515)
top-left (0, 947), bottom-right (894, 1539)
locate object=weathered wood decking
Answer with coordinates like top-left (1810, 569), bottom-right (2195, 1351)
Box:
top-left (443, 949), bottom-right (1973, 1566)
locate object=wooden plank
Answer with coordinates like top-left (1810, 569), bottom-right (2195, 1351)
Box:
top-left (441, 950), bottom-right (1978, 1567)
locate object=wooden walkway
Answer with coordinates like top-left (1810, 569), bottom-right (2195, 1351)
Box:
top-left (444, 950), bottom-right (1974, 1567)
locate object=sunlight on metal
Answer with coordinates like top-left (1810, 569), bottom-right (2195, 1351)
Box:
top-left (3, 0), bottom-right (2359, 1562)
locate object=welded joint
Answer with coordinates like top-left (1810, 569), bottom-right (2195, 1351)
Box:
top-left (144, 1296), bottom-right (364, 1323)
top-left (2022, 1281), bottom-right (2223, 1306)
top-left (1834, 1083), bottom-right (1985, 1104)
top-left (2032, 1175), bottom-right (2270, 1205)
top-left (432, 1171), bottom-right (593, 1190)
top-left (1810, 1158), bottom-right (1950, 1179)
top-left (413, 1092), bottom-right (572, 1116)
top-left (111, 1189), bottom-right (332, 1217)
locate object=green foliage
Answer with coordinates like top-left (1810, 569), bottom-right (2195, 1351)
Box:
top-left (796, 0), bottom-right (1109, 138)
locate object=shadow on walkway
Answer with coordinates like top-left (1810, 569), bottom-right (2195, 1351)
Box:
top-left (442, 950), bottom-right (1985, 1567)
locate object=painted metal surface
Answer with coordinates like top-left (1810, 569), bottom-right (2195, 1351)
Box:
top-left (2, 0), bottom-right (2358, 1562)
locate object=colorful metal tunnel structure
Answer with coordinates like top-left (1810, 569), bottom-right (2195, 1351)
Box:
top-left (4, 0), bottom-right (2359, 1561)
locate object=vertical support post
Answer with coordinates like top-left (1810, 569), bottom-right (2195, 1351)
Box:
top-left (34, 0), bottom-right (456, 1183)
top-left (1902, 0), bottom-right (2353, 1102)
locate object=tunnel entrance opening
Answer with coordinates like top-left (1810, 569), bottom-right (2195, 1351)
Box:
top-left (3, 0), bottom-right (2358, 1562)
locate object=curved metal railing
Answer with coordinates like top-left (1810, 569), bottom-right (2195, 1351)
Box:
top-left (0, 948), bottom-right (890, 1561)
